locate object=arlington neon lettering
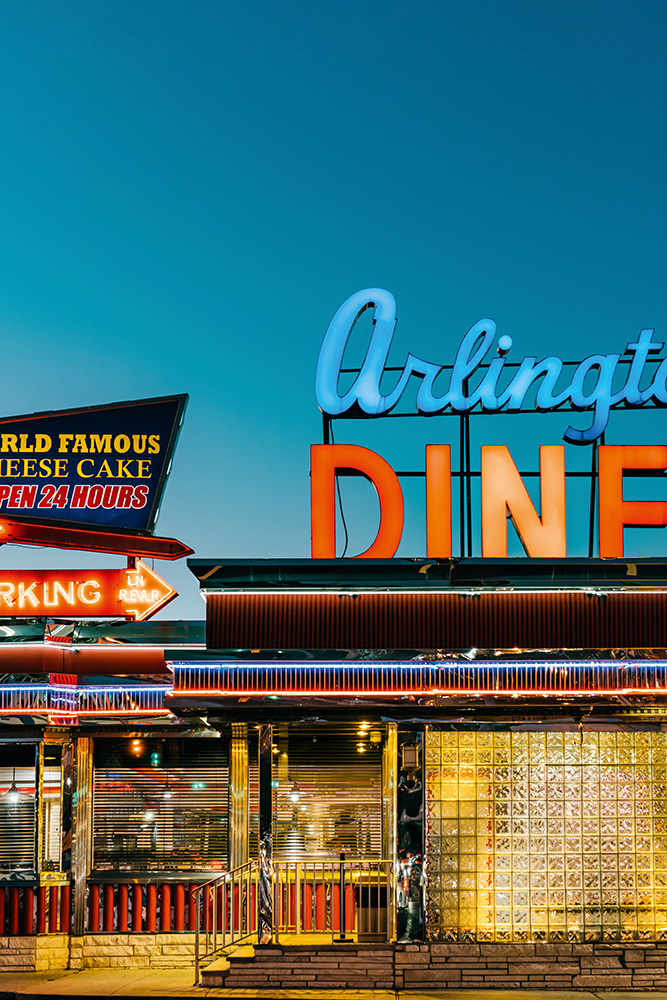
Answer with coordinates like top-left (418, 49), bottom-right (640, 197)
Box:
top-left (315, 288), bottom-right (667, 444)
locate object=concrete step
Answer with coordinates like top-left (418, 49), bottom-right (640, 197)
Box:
top-left (214, 940), bottom-right (396, 990)
top-left (199, 942), bottom-right (254, 986)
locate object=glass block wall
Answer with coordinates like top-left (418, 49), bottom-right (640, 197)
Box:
top-left (425, 729), bottom-right (667, 942)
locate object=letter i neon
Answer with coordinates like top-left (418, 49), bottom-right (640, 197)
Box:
top-left (425, 445), bottom-right (451, 557)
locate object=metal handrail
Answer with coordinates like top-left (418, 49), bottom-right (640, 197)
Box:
top-left (193, 856), bottom-right (396, 985)
top-left (272, 856), bottom-right (395, 945)
top-left (193, 861), bottom-right (259, 985)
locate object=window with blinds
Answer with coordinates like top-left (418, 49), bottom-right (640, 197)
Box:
top-left (272, 724), bottom-right (383, 861)
top-left (41, 745), bottom-right (63, 872)
top-left (93, 738), bottom-right (230, 872)
top-left (0, 743), bottom-right (36, 872)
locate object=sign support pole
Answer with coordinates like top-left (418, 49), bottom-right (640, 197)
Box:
top-left (459, 411), bottom-right (466, 558)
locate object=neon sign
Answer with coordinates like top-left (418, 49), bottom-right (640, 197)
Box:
top-left (170, 659), bottom-right (667, 698)
top-left (0, 561), bottom-right (176, 620)
top-left (310, 443), bottom-right (667, 558)
top-left (0, 395), bottom-right (192, 559)
top-left (316, 288), bottom-right (666, 443)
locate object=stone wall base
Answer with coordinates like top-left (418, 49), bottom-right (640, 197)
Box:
top-left (0, 935), bottom-right (69, 972)
top-left (395, 942), bottom-right (667, 991)
top-left (6, 936), bottom-right (667, 986)
top-left (0, 933), bottom-right (195, 971)
top-left (69, 933), bottom-right (196, 969)
top-left (206, 940), bottom-right (667, 990)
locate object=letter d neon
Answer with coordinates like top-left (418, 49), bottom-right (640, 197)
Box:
top-left (310, 444), bottom-right (404, 558)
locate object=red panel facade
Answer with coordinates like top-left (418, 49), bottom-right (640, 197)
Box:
top-left (206, 591), bottom-right (667, 649)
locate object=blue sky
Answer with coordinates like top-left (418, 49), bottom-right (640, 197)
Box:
top-left (1, 1), bottom-right (666, 618)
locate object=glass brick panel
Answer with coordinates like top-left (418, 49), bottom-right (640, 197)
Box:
top-left (425, 729), bottom-right (667, 943)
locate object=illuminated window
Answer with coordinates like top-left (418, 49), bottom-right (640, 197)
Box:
top-left (272, 724), bottom-right (383, 861)
top-left (0, 743), bottom-right (36, 872)
top-left (93, 738), bottom-right (230, 872)
top-left (41, 744), bottom-right (63, 872)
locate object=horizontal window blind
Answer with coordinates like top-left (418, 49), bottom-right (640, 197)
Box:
top-left (41, 748), bottom-right (62, 872)
top-left (0, 745), bottom-right (36, 871)
top-left (93, 738), bottom-right (229, 872)
top-left (273, 725), bottom-right (383, 861)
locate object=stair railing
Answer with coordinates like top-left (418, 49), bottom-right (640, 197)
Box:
top-left (194, 855), bottom-right (396, 983)
top-left (193, 860), bottom-right (260, 984)
top-left (272, 854), bottom-right (395, 944)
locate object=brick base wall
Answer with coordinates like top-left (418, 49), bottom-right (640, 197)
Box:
top-left (7, 935), bottom-right (667, 986)
top-left (212, 943), bottom-right (395, 990)
top-left (207, 940), bottom-right (667, 990)
top-left (396, 942), bottom-right (667, 990)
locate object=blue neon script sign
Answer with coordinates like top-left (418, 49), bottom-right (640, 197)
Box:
top-left (315, 288), bottom-right (667, 444)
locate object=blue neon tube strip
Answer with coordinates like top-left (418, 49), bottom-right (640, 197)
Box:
top-left (169, 660), bottom-right (667, 696)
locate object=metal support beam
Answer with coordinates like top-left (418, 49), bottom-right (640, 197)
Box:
top-left (35, 744), bottom-right (44, 875)
top-left (72, 737), bottom-right (93, 936)
top-left (382, 725), bottom-right (397, 862)
top-left (258, 724), bottom-right (273, 942)
top-left (382, 723), bottom-right (398, 942)
top-left (61, 742), bottom-right (73, 873)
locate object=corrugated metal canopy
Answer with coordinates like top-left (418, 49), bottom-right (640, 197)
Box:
top-left (190, 558), bottom-right (667, 651)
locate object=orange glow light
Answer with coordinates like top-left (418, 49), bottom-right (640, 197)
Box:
top-left (598, 445), bottom-right (667, 557)
top-left (0, 561), bottom-right (176, 620)
top-left (481, 445), bottom-right (566, 557)
top-left (310, 444), bottom-right (404, 558)
top-left (174, 687), bottom-right (664, 699)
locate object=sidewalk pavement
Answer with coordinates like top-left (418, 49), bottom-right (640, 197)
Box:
top-left (0, 970), bottom-right (666, 999)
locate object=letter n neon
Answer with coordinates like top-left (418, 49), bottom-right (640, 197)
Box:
top-left (425, 445), bottom-right (451, 557)
top-left (481, 445), bottom-right (566, 557)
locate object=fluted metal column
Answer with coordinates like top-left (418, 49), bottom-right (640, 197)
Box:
top-left (257, 724), bottom-right (273, 941)
top-left (382, 723), bottom-right (398, 862)
top-left (35, 743), bottom-right (44, 874)
top-left (229, 722), bottom-right (249, 870)
top-left (72, 737), bottom-right (93, 935)
top-left (382, 723), bottom-right (398, 941)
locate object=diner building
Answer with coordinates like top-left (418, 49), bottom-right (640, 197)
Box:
top-left (3, 555), bottom-right (667, 990)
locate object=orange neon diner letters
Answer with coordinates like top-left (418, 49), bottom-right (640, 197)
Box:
top-left (598, 445), bottom-right (667, 557)
top-left (310, 444), bottom-right (404, 558)
top-left (481, 445), bottom-right (566, 557)
top-left (310, 443), bottom-right (667, 559)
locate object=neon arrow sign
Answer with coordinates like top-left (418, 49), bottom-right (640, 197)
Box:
top-left (0, 561), bottom-right (176, 620)
top-left (316, 288), bottom-right (667, 443)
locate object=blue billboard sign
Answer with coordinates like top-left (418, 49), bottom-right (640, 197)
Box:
top-left (0, 394), bottom-right (187, 535)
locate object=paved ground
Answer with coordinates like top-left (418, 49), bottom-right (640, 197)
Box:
top-left (0, 971), bottom-right (666, 999)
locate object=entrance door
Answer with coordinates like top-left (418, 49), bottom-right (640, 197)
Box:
top-left (272, 723), bottom-right (384, 861)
